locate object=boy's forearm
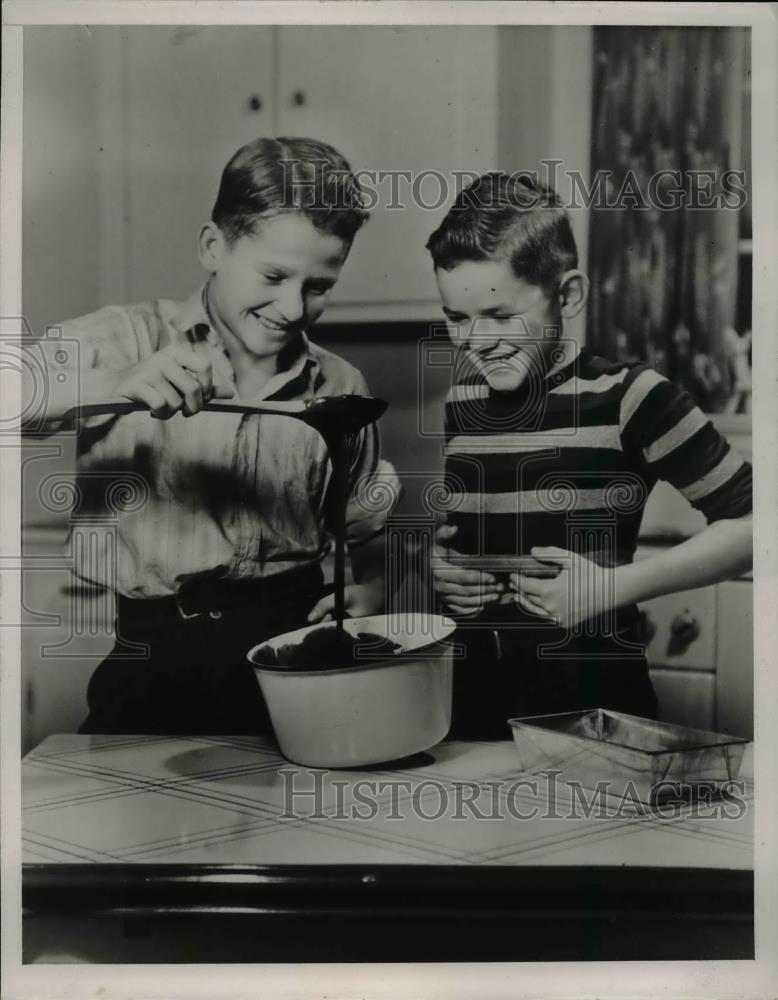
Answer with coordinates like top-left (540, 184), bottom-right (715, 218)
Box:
top-left (23, 359), bottom-right (122, 425)
top-left (612, 515), bottom-right (753, 608)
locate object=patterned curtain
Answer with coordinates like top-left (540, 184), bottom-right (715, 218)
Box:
top-left (587, 27), bottom-right (748, 412)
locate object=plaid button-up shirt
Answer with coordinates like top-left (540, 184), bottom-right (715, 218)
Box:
top-left (42, 286), bottom-right (398, 598)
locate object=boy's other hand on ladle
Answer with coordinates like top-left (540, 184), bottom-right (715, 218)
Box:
top-left (307, 581), bottom-right (384, 624)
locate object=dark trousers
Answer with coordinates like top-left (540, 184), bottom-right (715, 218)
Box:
top-left (449, 621), bottom-right (658, 740)
top-left (79, 567), bottom-right (325, 736)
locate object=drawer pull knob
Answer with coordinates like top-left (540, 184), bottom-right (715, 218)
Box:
top-left (635, 610), bottom-right (656, 645)
top-left (667, 610), bottom-right (700, 655)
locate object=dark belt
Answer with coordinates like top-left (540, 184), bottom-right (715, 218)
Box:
top-left (116, 564), bottom-right (325, 628)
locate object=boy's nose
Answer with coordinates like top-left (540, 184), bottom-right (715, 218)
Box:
top-left (276, 285), bottom-right (306, 325)
top-left (467, 320), bottom-right (502, 354)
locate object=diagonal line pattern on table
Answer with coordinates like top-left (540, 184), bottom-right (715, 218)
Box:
top-left (21, 736), bottom-right (755, 868)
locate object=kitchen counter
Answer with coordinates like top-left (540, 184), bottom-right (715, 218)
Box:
top-left (22, 734), bottom-right (754, 962)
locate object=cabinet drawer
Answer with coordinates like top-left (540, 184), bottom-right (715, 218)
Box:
top-left (21, 536), bottom-right (116, 754)
top-left (640, 586), bottom-right (717, 671)
top-left (649, 668), bottom-right (715, 731)
top-left (715, 580), bottom-right (753, 739)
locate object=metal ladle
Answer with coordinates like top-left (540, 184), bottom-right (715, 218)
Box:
top-left (64, 394), bottom-right (390, 631)
top-left (62, 394), bottom-right (388, 437)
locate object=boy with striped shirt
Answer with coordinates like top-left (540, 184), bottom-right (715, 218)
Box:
top-left (427, 173), bottom-right (752, 737)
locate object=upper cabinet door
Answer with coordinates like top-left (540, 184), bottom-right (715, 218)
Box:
top-left (122, 26), bottom-right (276, 303)
top-left (277, 26), bottom-right (498, 318)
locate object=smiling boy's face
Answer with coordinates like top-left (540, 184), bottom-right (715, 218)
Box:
top-left (436, 259), bottom-right (566, 393)
top-left (200, 213), bottom-right (349, 362)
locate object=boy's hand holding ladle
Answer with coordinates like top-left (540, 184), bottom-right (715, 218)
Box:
top-left (114, 341), bottom-right (234, 419)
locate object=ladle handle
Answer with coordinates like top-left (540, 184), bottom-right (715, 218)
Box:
top-left (62, 399), bottom-right (310, 421)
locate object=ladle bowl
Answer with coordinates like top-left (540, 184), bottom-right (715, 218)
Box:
top-left (248, 613), bottom-right (456, 767)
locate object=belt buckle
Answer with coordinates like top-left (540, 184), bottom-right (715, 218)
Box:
top-left (175, 595), bottom-right (202, 621)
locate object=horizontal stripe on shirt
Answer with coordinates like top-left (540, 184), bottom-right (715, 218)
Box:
top-left (444, 393), bottom-right (630, 439)
top-left (445, 371), bottom-right (630, 403)
top-left (646, 422), bottom-right (728, 491)
top-left (443, 348), bottom-right (752, 571)
top-left (619, 367), bottom-right (666, 432)
top-left (549, 369), bottom-right (629, 396)
top-left (692, 462), bottom-right (753, 520)
top-left (643, 406), bottom-right (709, 463)
top-left (454, 487), bottom-right (642, 515)
top-left (446, 423), bottom-right (623, 455)
top-left (446, 448), bottom-right (643, 496)
top-left (680, 447), bottom-right (746, 503)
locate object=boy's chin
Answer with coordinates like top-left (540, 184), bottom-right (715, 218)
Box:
top-left (483, 369), bottom-right (529, 393)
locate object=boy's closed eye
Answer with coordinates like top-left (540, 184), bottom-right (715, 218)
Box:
top-left (260, 272), bottom-right (333, 297)
top-left (442, 309), bottom-right (525, 324)
top-left (305, 281), bottom-right (335, 297)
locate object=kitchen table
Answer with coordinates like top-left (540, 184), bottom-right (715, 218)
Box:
top-left (22, 734), bottom-right (754, 963)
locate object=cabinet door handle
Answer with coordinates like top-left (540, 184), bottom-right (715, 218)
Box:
top-left (247, 94), bottom-right (264, 112)
top-left (667, 610), bottom-right (701, 656)
top-left (635, 610), bottom-right (657, 646)
top-left (291, 89), bottom-right (306, 107)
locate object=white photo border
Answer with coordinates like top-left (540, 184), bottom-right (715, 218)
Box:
top-left (2, 2), bottom-right (776, 999)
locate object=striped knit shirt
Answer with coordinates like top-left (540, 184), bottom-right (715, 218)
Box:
top-left (37, 286), bottom-right (398, 598)
top-left (444, 346), bottom-right (752, 622)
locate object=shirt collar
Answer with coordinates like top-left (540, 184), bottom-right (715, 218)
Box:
top-left (175, 285), bottom-right (211, 337)
top-left (176, 285), bottom-right (320, 401)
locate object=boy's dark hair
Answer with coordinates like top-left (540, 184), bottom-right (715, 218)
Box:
top-left (426, 172), bottom-right (578, 296)
top-left (212, 136), bottom-right (369, 244)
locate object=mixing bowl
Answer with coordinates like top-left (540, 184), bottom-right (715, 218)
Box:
top-left (247, 613), bottom-right (456, 767)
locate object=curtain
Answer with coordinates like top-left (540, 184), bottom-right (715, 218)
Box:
top-left (587, 27), bottom-right (748, 412)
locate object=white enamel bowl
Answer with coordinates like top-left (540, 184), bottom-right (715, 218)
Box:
top-left (247, 613), bottom-right (456, 768)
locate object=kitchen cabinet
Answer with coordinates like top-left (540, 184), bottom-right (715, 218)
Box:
top-left (635, 546), bottom-right (753, 735)
top-left (20, 526), bottom-right (115, 754)
top-left (275, 26), bottom-right (498, 316)
top-left (121, 26), bottom-right (276, 306)
top-left (93, 25), bottom-right (506, 318)
top-left (649, 669), bottom-right (716, 732)
top-left (641, 585), bottom-right (717, 672)
top-left (715, 579), bottom-right (754, 739)
top-left (119, 26), bottom-right (497, 315)
top-left (26, 25), bottom-right (592, 328)
top-left (635, 421), bottom-right (752, 735)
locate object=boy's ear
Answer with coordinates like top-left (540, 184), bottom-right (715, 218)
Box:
top-left (557, 270), bottom-right (590, 320)
top-left (198, 222), bottom-right (226, 273)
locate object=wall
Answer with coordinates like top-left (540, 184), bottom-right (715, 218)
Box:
top-left (19, 26), bottom-right (595, 745)
top-left (21, 25), bottom-right (593, 337)
top-left (497, 26), bottom-right (593, 346)
top-left (325, 25), bottom-right (595, 516)
top-left (22, 28), bottom-right (97, 529)
top-left (23, 27), bottom-right (101, 339)
top-left (317, 327), bottom-right (451, 517)
top-left (22, 25), bottom-right (596, 526)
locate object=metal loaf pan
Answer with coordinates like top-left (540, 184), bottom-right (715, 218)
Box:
top-left (508, 709), bottom-right (750, 803)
